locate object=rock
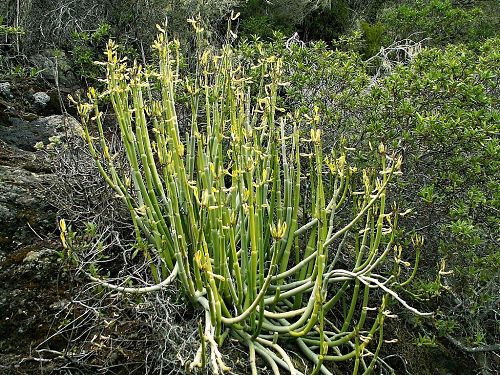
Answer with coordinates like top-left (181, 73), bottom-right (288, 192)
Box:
top-left (0, 115), bottom-right (79, 250)
top-left (23, 249), bottom-right (55, 263)
top-left (30, 51), bottom-right (79, 89)
top-left (32, 92), bottom-right (51, 108)
top-left (0, 82), bottom-right (13, 99)
top-left (0, 242), bottom-right (67, 367)
top-left (0, 114), bottom-right (80, 151)
top-left (0, 81), bottom-right (75, 372)
top-left (49, 299), bottom-right (70, 311)
top-left (0, 114), bottom-right (82, 249)
top-left (22, 250), bottom-right (41, 263)
top-left (0, 162), bottom-right (55, 250)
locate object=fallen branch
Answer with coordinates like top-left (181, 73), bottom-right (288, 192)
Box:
top-left (86, 262), bottom-right (178, 293)
top-left (445, 334), bottom-right (500, 353)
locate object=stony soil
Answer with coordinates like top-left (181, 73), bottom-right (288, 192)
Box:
top-left (0, 78), bottom-right (71, 374)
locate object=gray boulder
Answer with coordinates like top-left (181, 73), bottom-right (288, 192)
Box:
top-left (0, 114), bottom-right (81, 251)
top-left (32, 92), bottom-right (51, 108)
top-left (30, 51), bottom-right (79, 89)
top-left (0, 142), bottom-right (55, 251)
top-left (0, 115), bottom-right (80, 151)
top-left (0, 82), bottom-right (13, 99)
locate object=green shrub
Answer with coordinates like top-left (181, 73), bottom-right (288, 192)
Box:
top-left (0, 15), bottom-right (23, 36)
top-left (379, 0), bottom-right (498, 46)
top-left (364, 38), bottom-right (500, 349)
top-left (0, 16), bottom-right (24, 74)
top-left (70, 22), bottom-right (139, 85)
top-left (237, 0), bottom-right (352, 41)
top-left (237, 0), bottom-right (298, 40)
top-left (300, 0), bottom-right (351, 42)
top-left (237, 0), bottom-right (389, 43)
top-left (359, 20), bottom-right (385, 58)
top-left (70, 23), bottom-right (112, 82)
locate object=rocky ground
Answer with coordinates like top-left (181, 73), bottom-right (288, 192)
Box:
top-left (0, 76), bottom-right (77, 374)
top-left (0, 76), bottom-right (192, 375)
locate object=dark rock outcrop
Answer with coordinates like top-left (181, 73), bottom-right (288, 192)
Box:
top-left (0, 114), bottom-right (80, 152)
top-left (0, 83), bottom-right (76, 372)
top-left (0, 114), bottom-right (80, 250)
top-left (30, 51), bottom-right (79, 89)
top-left (0, 141), bottom-right (55, 251)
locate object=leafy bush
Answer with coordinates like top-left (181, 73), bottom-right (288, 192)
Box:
top-left (0, 16), bottom-right (24, 75)
top-left (299, 0), bottom-right (351, 42)
top-left (243, 33), bottom-right (499, 371)
top-left (70, 23), bottom-right (113, 83)
top-left (237, 0), bottom-right (388, 43)
top-left (237, 0), bottom-right (354, 42)
top-left (0, 15), bottom-right (23, 36)
top-left (365, 39), bottom-right (499, 350)
top-left (237, 0), bottom-right (301, 39)
top-left (69, 23), bottom-right (140, 85)
top-left (359, 20), bottom-right (384, 58)
top-left (379, 0), bottom-right (499, 46)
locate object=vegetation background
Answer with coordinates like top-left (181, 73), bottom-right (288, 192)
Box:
top-left (0, 0), bottom-right (498, 374)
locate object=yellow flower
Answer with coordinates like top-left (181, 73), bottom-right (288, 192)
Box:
top-left (378, 142), bottom-right (386, 155)
top-left (310, 129), bottom-right (321, 144)
top-left (270, 220), bottom-right (287, 240)
top-left (59, 219), bottom-right (67, 249)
